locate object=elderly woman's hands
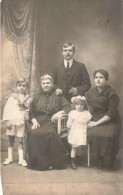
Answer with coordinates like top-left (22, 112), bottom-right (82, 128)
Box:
top-left (31, 118), bottom-right (40, 129)
top-left (51, 111), bottom-right (65, 123)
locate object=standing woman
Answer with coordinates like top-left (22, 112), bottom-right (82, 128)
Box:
top-left (86, 69), bottom-right (122, 170)
top-left (26, 74), bottom-right (70, 171)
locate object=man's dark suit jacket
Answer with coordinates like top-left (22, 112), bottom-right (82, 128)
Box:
top-left (52, 59), bottom-right (91, 101)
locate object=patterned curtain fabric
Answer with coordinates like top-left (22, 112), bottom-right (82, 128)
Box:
top-left (3, 0), bottom-right (33, 44)
top-left (2, 0), bottom-right (41, 96)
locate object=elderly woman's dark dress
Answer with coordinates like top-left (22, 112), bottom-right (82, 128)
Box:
top-left (86, 85), bottom-right (121, 164)
top-left (26, 91), bottom-right (70, 170)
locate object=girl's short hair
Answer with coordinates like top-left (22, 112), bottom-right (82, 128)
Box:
top-left (93, 69), bottom-right (109, 81)
top-left (40, 74), bottom-right (54, 84)
top-left (16, 78), bottom-right (28, 88)
top-left (71, 96), bottom-right (88, 110)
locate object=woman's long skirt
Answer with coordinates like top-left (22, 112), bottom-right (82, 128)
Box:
top-left (87, 119), bottom-right (122, 158)
top-left (26, 115), bottom-right (66, 170)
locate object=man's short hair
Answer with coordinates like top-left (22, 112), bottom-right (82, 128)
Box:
top-left (62, 42), bottom-right (75, 52)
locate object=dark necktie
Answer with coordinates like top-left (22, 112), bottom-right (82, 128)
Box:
top-left (67, 61), bottom-right (69, 69)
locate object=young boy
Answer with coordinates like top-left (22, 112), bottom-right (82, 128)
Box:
top-left (3, 78), bottom-right (31, 167)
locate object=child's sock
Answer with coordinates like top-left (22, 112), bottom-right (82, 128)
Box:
top-left (71, 157), bottom-right (77, 170)
top-left (3, 148), bottom-right (13, 165)
top-left (18, 148), bottom-right (27, 166)
top-left (8, 147), bottom-right (13, 159)
top-left (18, 148), bottom-right (24, 162)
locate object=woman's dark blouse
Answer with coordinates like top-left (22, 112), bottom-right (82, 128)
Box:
top-left (29, 91), bottom-right (70, 121)
top-left (86, 85), bottom-right (120, 121)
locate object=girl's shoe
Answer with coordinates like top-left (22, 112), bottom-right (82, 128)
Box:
top-left (18, 160), bottom-right (27, 167)
top-left (3, 158), bottom-right (13, 165)
top-left (48, 165), bottom-right (53, 170)
top-left (71, 158), bottom-right (77, 170)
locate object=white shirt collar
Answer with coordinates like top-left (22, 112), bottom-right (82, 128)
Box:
top-left (64, 59), bottom-right (73, 68)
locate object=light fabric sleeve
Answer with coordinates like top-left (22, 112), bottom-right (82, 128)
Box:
top-left (67, 111), bottom-right (75, 128)
top-left (3, 97), bottom-right (14, 120)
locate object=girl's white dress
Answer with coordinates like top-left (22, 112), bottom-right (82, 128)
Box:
top-left (67, 110), bottom-right (92, 146)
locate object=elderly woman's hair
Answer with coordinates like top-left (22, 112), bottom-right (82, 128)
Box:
top-left (62, 42), bottom-right (75, 52)
top-left (16, 78), bottom-right (28, 87)
top-left (40, 74), bottom-right (54, 84)
top-left (93, 69), bottom-right (109, 81)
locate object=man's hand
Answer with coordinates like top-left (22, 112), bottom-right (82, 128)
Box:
top-left (31, 118), bottom-right (40, 129)
top-left (55, 89), bottom-right (63, 95)
top-left (69, 87), bottom-right (78, 95)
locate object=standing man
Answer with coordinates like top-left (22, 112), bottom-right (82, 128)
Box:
top-left (52, 43), bottom-right (91, 102)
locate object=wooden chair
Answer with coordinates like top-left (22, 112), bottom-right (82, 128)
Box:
top-left (57, 114), bottom-right (68, 138)
top-left (57, 114), bottom-right (90, 167)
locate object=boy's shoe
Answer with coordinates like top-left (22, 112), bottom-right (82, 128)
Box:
top-left (3, 158), bottom-right (13, 165)
top-left (18, 160), bottom-right (27, 167)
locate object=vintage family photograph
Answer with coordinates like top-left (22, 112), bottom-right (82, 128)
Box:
top-left (1, 0), bottom-right (123, 194)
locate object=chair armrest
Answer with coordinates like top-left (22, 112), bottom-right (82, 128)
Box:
top-left (57, 114), bottom-right (68, 135)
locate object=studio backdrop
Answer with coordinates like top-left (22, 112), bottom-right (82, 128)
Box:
top-left (1, 0), bottom-right (122, 115)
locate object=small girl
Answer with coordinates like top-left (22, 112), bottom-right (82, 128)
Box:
top-left (67, 96), bottom-right (92, 170)
top-left (3, 78), bottom-right (31, 167)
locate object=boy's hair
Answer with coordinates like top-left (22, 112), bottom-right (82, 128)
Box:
top-left (72, 98), bottom-right (88, 111)
top-left (16, 78), bottom-right (28, 88)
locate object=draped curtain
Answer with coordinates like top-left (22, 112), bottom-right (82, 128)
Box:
top-left (2, 0), bottom-right (41, 96)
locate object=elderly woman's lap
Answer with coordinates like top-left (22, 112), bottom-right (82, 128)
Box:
top-left (26, 121), bottom-right (66, 170)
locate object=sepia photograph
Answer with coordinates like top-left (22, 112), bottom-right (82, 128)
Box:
top-left (1, 0), bottom-right (123, 194)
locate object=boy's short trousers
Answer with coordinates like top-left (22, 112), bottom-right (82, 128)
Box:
top-left (6, 124), bottom-right (25, 137)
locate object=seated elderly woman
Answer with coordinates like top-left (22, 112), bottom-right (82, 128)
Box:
top-left (86, 69), bottom-right (122, 170)
top-left (26, 74), bottom-right (70, 171)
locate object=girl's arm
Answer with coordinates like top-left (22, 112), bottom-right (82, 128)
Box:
top-left (67, 127), bottom-right (71, 134)
top-left (67, 111), bottom-right (74, 129)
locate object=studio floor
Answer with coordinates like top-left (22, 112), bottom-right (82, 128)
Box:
top-left (1, 134), bottom-right (123, 195)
